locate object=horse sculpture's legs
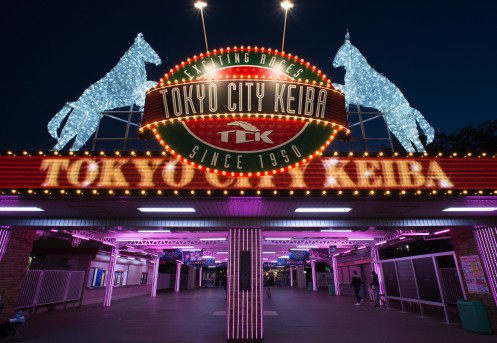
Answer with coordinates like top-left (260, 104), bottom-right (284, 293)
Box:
top-left (70, 111), bottom-right (102, 151)
top-left (48, 104), bottom-right (73, 140)
top-left (53, 110), bottom-right (82, 151)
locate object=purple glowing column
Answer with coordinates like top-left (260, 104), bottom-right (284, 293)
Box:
top-left (290, 266), bottom-right (294, 287)
top-left (175, 260), bottom-right (183, 292)
top-left (311, 260), bottom-right (317, 291)
top-left (103, 246), bottom-right (118, 307)
top-left (0, 228), bottom-right (12, 263)
top-left (151, 255), bottom-right (159, 297)
top-left (332, 255), bottom-right (340, 295)
top-left (227, 228), bottom-right (263, 341)
top-left (473, 226), bottom-right (497, 306)
top-left (199, 266), bottom-right (203, 288)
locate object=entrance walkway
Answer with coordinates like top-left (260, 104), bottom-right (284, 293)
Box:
top-left (12, 288), bottom-right (495, 343)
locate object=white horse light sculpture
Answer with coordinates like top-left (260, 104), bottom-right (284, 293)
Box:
top-left (332, 32), bottom-right (434, 153)
top-left (48, 33), bottom-right (161, 151)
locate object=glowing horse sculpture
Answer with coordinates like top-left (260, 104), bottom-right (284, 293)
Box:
top-left (332, 32), bottom-right (434, 152)
top-left (48, 33), bottom-right (161, 151)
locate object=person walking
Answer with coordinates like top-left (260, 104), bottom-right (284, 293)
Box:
top-left (265, 273), bottom-right (274, 299)
top-left (350, 271), bottom-right (363, 305)
top-left (370, 271), bottom-right (380, 307)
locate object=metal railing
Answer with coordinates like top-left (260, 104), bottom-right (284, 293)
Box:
top-left (15, 270), bottom-right (85, 309)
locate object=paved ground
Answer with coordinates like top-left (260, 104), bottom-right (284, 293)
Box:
top-left (6, 288), bottom-right (495, 343)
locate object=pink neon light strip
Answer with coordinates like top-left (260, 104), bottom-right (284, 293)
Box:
top-left (474, 227), bottom-right (497, 306)
top-left (0, 229), bottom-right (11, 263)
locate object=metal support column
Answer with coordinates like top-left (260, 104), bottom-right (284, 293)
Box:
top-left (175, 260), bottom-right (183, 293)
top-left (332, 256), bottom-right (340, 296)
top-left (311, 260), bottom-right (317, 291)
top-left (103, 246), bottom-right (118, 307)
top-left (151, 255), bottom-right (159, 297)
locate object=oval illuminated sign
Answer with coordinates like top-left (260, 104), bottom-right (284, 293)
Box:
top-left (141, 46), bottom-right (348, 177)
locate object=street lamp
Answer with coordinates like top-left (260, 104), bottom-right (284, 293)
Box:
top-left (281, 1), bottom-right (294, 52)
top-left (195, 1), bottom-right (209, 52)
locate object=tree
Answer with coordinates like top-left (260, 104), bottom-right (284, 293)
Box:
top-left (426, 120), bottom-right (497, 154)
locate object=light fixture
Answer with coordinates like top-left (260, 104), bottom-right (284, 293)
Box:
top-left (217, 251), bottom-right (229, 254)
top-left (434, 229), bottom-right (451, 235)
top-left (138, 230), bottom-right (171, 233)
top-left (290, 248), bottom-right (310, 251)
top-left (199, 238), bottom-right (227, 241)
top-left (115, 238), bottom-right (143, 241)
top-left (202, 256), bottom-right (214, 259)
top-left (401, 232), bottom-right (430, 236)
top-left (281, 0), bottom-right (294, 10)
top-left (194, 1), bottom-right (209, 52)
top-left (348, 238), bottom-right (374, 241)
top-left (138, 208), bottom-right (195, 212)
top-left (296, 245), bottom-right (319, 248)
top-left (264, 237), bottom-right (292, 241)
top-left (0, 207), bottom-right (44, 212)
top-left (374, 241), bottom-right (387, 246)
top-left (443, 207), bottom-right (497, 212)
top-left (295, 208), bottom-right (352, 213)
top-left (320, 229), bottom-right (353, 232)
top-left (262, 252), bottom-right (276, 254)
top-left (194, 1), bottom-right (207, 9)
top-left (171, 246), bottom-right (194, 249)
top-left (279, 255), bottom-right (290, 259)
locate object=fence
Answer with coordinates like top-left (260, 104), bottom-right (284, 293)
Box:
top-left (15, 270), bottom-right (85, 309)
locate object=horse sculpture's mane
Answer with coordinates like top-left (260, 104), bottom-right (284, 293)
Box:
top-left (332, 32), bottom-right (435, 153)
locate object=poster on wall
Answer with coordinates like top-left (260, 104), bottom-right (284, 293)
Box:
top-left (460, 255), bottom-right (490, 295)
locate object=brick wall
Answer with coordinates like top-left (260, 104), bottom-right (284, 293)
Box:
top-left (0, 229), bottom-right (36, 321)
top-left (451, 228), bottom-right (497, 332)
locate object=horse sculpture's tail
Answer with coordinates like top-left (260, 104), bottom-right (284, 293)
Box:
top-left (48, 104), bottom-right (73, 139)
top-left (412, 109), bottom-right (435, 145)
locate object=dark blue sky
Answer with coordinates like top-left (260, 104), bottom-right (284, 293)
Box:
top-left (1, 0), bottom-right (496, 151)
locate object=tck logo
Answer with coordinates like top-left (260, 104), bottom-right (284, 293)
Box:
top-left (218, 121), bottom-right (274, 144)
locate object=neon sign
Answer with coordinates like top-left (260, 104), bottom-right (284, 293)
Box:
top-left (141, 47), bottom-right (348, 177)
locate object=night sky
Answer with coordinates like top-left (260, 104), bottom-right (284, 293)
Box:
top-left (1, 0), bottom-right (496, 151)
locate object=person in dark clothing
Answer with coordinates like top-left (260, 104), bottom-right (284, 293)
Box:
top-left (350, 271), bottom-right (363, 305)
top-left (370, 271), bottom-right (380, 307)
top-left (265, 274), bottom-right (275, 299)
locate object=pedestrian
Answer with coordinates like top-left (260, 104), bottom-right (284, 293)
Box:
top-left (265, 273), bottom-right (274, 299)
top-left (350, 271), bottom-right (363, 305)
top-left (370, 271), bottom-right (380, 307)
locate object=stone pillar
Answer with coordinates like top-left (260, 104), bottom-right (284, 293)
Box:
top-left (187, 266), bottom-right (196, 289)
top-left (296, 265), bottom-right (305, 288)
top-left (199, 266), bottom-right (203, 288)
top-left (151, 255), bottom-right (159, 297)
top-left (332, 256), bottom-right (341, 296)
top-left (311, 260), bottom-right (317, 291)
top-left (103, 246), bottom-right (118, 307)
top-left (227, 228), bottom-right (263, 342)
top-left (290, 266), bottom-right (294, 287)
top-left (0, 229), bottom-right (36, 322)
top-left (175, 260), bottom-right (183, 292)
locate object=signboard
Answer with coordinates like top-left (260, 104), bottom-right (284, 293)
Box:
top-left (183, 249), bottom-right (203, 265)
top-left (309, 248), bottom-right (329, 260)
top-left (141, 47), bottom-right (348, 177)
top-left (161, 249), bottom-right (182, 261)
top-left (460, 255), bottom-right (490, 295)
top-left (2, 156), bottom-right (497, 191)
top-left (329, 246), bottom-right (337, 254)
top-left (289, 250), bottom-right (309, 264)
